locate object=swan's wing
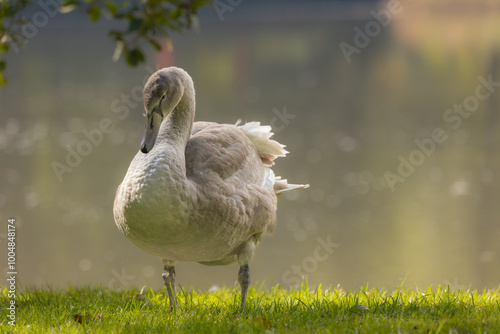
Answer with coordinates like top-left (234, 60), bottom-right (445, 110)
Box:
top-left (191, 121), bottom-right (218, 136)
top-left (186, 122), bottom-right (265, 186)
top-left (185, 122), bottom-right (277, 237)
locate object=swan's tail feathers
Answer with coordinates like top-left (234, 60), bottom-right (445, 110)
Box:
top-left (236, 120), bottom-right (309, 195)
top-left (274, 177), bottom-right (310, 197)
top-left (237, 121), bottom-right (288, 166)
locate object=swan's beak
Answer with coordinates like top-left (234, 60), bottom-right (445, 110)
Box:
top-left (140, 111), bottom-right (162, 153)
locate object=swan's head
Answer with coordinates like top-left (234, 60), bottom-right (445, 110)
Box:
top-left (140, 67), bottom-right (190, 153)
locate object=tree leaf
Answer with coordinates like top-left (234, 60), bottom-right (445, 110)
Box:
top-left (61, 0), bottom-right (79, 5)
top-left (87, 5), bottom-right (100, 22)
top-left (128, 18), bottom-right (143, 32)
top-left (108, 30), bottom-right (123, 41)
top-left (105, 1), bottom-right (118, 15)
top-left (0, 43), bottom-right (9, 54)
top-left (170, 8), bottom-right (181, 20)
top-left (125, 48), bottom-right (145, 67)
top-left (2, 4), bottom-right (17, 18)
top-left (0, 71), bottom-right (6, 86)
top-left (147, 38), bottom-right (161, 51)
top-left (192, 0), bottom-right (210, 8)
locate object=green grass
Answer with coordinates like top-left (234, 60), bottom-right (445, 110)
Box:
top-left (2, 283), bottom-right (500, 333)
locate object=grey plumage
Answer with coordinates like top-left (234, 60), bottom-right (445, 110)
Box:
top-left (113, 67), bottom-right (308, 308)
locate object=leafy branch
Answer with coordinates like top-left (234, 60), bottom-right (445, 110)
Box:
top-left (0, 0), bottom-right (212, 85)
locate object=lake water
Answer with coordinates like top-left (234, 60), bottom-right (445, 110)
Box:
top-left (1, 1), bottom-right (499, 292)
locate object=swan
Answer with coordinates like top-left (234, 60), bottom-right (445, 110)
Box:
top-left (113, 67), bottom-right (308, 308)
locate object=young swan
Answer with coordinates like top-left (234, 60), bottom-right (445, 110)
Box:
top-left (113, 67), bottom-right (308, 308)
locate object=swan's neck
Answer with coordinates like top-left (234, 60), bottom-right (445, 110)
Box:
top-left (136, 83), bottom-right (197, 213)
top-left (146, 79), bottom-right (195, 204)
top-left (157, 82), bottom-right (195, 149)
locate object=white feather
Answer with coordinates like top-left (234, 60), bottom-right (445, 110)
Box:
top-left (236, 121), bottom-right (288, 164)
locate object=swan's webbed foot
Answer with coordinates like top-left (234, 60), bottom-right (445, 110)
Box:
top-left (238, 264), bottom-right (250, 309)
top-left (162, 265), bottom-right (177, 309)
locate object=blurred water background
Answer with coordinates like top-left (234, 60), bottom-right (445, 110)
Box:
top-left (1, 0), bottom-right (499, 292)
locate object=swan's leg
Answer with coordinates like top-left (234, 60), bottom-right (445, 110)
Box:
top-left (161, 263), bottom-right (177, 309)
top-left (237, 240), bottom-right (255, 308)
top-left (238, 264), bottom-right (250, 308)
